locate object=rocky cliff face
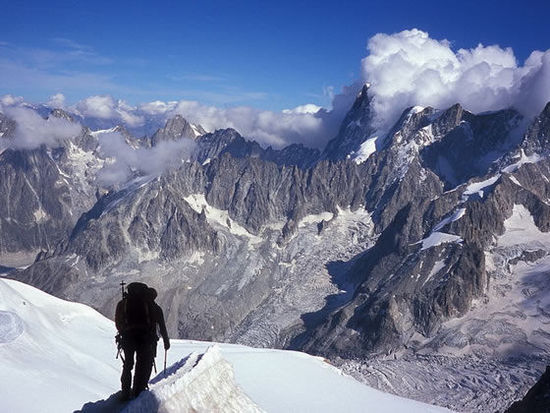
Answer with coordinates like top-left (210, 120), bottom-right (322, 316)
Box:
top-left (0, 111), bottom-right (108, 266)
top-left (297, 101), bottom-right (550, 358)
top-left (0, 149), bottom-right (74, 264)
top-left (15, 151), bottom-right (376, 342)
top-left (195, 128), bottom-right (319, 168)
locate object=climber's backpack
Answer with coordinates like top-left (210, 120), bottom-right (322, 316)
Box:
top-left (119, 282), bottom-right (152, 336)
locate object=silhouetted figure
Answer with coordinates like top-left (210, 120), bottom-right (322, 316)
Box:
top-left (147, 287), bottom-right (170, 359)
top-left (115, 282), bottom-right (170, 400)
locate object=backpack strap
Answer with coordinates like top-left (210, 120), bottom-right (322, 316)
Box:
top-left (144, 299), bottom-right (151, 328)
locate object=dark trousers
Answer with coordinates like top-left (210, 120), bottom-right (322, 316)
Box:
top-left (121, 337), bottom-right (155, 395)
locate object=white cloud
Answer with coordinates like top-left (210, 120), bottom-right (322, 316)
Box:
top-left (139, 100), bottom-right (178, 115)
top-left (96, 131), bottom-right (196, 186)
top-left (0, 94), bottom-right (24, 107)
top-left (47, 93), bottom-right (66, 108)
top-left (2, 106), bottom-right (81, 150)
top-left (361, 29), bottom-right (550, 130)
top-left (66, 85), bottom-right (357, 149)
top-left (168, 100), bottom-right (331, 148)
top-left (76, 95), bottom-right (117, 118)
top-left (515, 50), bottom-right (550, 117)
top-left (75, 95), bottom-right (144, 127)
top-left (282, 104), bottom-right (322, 115)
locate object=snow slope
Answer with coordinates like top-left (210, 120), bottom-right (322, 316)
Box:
top-left (0, 279), bottom-right (451, 412)
top-left (0, 278), bottom-right (119, 412)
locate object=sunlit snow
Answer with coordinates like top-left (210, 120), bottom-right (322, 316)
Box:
top-left (433, 208), bottom-right (466, 232)
top-left (461, 175), bottom-right (500, 201)
top-left (501, 150), bottom-right (541, 173)
top-left (420, 232), bottom-right (463, 250)
top-left (0, 278), bottom-right (451, 413)
top-left (354, 135), bottom-right (378, 163)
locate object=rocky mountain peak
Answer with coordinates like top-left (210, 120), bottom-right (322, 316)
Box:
top-left (355, 83), bottom-right (370, 105)
top-left (430, 103), bottom-right (470, 137)
top-left (194, 128), bottom-right (319, 168)
top-left (322, 83), bottom-right (376, 161)
top-left (385, 106), bottom-right (434, 146)
top-left (166, 114), bottom-right (192, 133)
top-left (151, 114), bottom-right (204, 147)
top-left (49, 108), bottom-right (76, 123)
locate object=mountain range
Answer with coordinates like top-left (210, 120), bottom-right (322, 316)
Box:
top-left (1, 85), bottom-right (550, 411)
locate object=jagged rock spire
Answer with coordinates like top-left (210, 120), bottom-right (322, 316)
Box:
top-left (321, 83), bottom-right (376, 161)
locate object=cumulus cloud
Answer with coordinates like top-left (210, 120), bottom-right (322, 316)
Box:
top-left (167, 100), bottom-right (333, 148)
top-left (75, 95), bottom-right (144, 127)
top-left (76, 95), bottom-right (117, 118)
top-left (139, 100), bottom-right (178, 115)
top-left (0, 94), bottom-right (24, 107)
top-left (66, 87), bottom-right (357, 149)
top-left (282, 104), bottom-right (322, 115)
top-left (1, 106), bottom-right (81, 150)
top-left (361, 29), bottom-right (550, 130)
top-left (47, 93), bottom-right (66, 108)
top-left (96, 131), bottom-right (196, 186)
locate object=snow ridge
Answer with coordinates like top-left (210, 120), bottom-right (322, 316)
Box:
top-left (124, 346), bottom-right (263, 413)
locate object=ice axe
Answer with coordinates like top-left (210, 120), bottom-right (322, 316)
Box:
top-left (120, 280), bottom-right (126, 299)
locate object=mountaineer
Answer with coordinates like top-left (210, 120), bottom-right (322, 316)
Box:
top-left (115, 282), bottom-right (170, 400)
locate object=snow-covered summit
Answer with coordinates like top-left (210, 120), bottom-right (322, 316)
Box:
top-left (0, 278), bottom-right (450, 413)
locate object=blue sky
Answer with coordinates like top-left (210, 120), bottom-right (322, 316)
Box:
top-left (0, 0), bottom-right (547, 110)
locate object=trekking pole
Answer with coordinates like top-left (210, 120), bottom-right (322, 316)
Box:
top-left (120, 280), bottom-right (126, 299)
top-left (152, 358), bottom-right (157, 374)
top-left (164, 349), bottom-right (167, 376)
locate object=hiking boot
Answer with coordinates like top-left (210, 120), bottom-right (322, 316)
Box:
top-left (119, 389), bottom-right (132, 402)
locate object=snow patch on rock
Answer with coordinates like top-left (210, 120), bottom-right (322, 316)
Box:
top-left (298, 211), bottom-right (334, 228)
top-left (461, 175), bottom-right (500, 201)
top-left (433, 208), bottom-right (466, 232)
top-left (184, 193), bottom-right (261, 241)
top-left (502, 150), bottom-right (541, 173)
top-left (420, 232), bottom-right (463, 250)
top-left (354, 135), bottom-right (378, 163)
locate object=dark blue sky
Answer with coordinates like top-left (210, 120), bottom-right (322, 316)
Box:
top-left (0, 0), bottom-right (546, 110)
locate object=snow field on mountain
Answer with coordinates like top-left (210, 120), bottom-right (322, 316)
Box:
top-left (0, 278), bottom-right (451, 412)
top-left (0, 277), bottom-right (119, 413)
top-left (498, 204), bottom-right (550, 248)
